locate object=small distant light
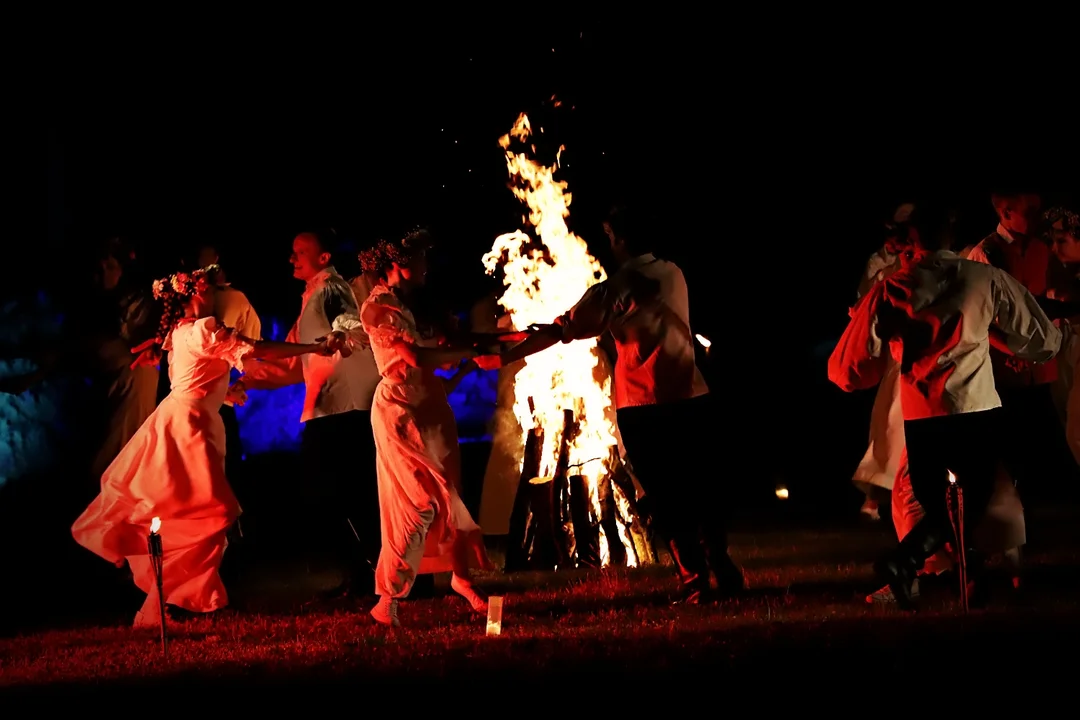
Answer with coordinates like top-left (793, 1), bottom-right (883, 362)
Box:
top-left (775, 485), bottom-right (790, 500)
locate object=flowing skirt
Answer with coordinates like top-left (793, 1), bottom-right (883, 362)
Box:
top-left (372, 380), bottom-right (491, 598)
top-left (72, 394), bottom-right (240, 625)
top-left (853, 358), bottom-right (904, 494)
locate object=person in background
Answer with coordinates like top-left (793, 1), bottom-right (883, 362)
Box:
top-left (966, 189), bottom-right (1079, 505)
top-left (1043, 207), bottom-right (1080, 465)
top-left (193, 241), bottom-right (262, 486)
top-left (0, 238), bottom-right (160, 498)
top-left (478, 204), bottom-right (744, 604)
top-left (238, 230), bottom-right (383, 597)
top-left (829, 210), bottom-right (1060, 607)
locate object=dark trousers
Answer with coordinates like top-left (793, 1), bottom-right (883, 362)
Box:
top-left (618, 394), bottom-right (735, 591)
top-left (300, 410), bottom-right (380, 591)
top-left (897, 409), bottom-right (1003, 571)
top-left (220, 404), bottom-right (244, 484)
top-left (999, 384), bottom-right (1080, 505)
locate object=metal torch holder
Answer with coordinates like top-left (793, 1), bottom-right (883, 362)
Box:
top-left (945, 482), bottom-right (968, 614)
top-left (148, 532), bottom-right (169, 656)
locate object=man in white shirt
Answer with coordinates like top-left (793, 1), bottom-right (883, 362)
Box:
top-left (240, 231), bottom-right (383, 595)
top-left (480, 204), bottom-right (743, 604)
top-left (829, 213), bottom-right (1061, 607)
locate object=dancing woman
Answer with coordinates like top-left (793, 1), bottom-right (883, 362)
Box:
top-left (72, 265), bottom-right (339, 627)
top-left (342, 230), bottom-right (504, 627)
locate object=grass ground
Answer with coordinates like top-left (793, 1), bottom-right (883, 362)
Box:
top-left (3, 508), bottom-right (1079, 695)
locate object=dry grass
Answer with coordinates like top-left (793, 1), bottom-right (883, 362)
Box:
top-left (2, 522), bottom-right (1079, 694)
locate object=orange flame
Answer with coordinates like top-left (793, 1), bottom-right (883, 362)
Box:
top-left (483, 113), bottom-right (636, 566)
top-left (695, 333), bottom-right (711, 348)
top-left (150, 516), bottom-right (161, 533)
top-left (947, 471), bottom-right (957, 485)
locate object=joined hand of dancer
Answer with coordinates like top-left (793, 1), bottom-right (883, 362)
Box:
top-left (130, 339), bottom-right (162, 370)
top-left (315, 331), bottom-right (349, 356)
top-left (225, 380), bottom-right (248, 406)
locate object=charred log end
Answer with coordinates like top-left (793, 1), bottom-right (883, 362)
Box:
top-left (504, 420), bottom-right (544, 573)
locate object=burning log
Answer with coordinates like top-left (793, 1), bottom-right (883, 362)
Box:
top-left (605, 448), bottom-right (657, 567)
top-left (504, 397), bottom-right (544, 573)
top-left (549, 409), bottom-right (578, 568)
top-left (483, 113), bottom-right (655, 573)
top-left (569, 474), bottom-right (601, 568)
top-left (508, 408), bottom-right (579, 572)
top-left (597, 472), bottom-right (627, 568)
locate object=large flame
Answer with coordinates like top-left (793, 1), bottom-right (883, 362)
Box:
top-left (483, 113), bottom-right (635, 566)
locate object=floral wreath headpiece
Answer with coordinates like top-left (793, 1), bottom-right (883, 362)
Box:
top-left (1044, 207), bottom-right (1080, 236)
top-left (152, 264), bottom-right (220, 301)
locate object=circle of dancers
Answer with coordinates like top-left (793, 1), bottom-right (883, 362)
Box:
top-left (23, 192), bottom-right (1079, 629)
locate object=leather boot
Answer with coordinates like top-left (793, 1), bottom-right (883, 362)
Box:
top-left (875, 519), bottom-right (948, 610)
top-left (873, 553), bottom-right (919, 610)
top-left (667, 538), bottom-right (711, 604)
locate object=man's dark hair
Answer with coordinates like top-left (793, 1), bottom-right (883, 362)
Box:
top-left (606, 204), bottom-right (654, 255)
top-left (300, 228), bottom-right (341, 258)
top-left (914, 205), bottom-right (959, 253)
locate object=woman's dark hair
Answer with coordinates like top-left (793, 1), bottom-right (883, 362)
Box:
top-left (914, 205), bottom-right (960, 253)
top-left (149, 266), bottom-right (216, 347)
top-left (358, 228), bottom-right (434, 280)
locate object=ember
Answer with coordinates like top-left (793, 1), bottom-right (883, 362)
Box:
top-left (483, 113), bottom-right (651, 571)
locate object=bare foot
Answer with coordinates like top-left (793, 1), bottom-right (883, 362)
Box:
top-left (450, 574), bottom-right (488, 613)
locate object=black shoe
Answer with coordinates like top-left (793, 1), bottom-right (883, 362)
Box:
top-left (873, 556), bottom-right (917, 610)
top-left (672, 579), bottom-right (717, 605)
top-left (712, 553), bottom-right (746, 597)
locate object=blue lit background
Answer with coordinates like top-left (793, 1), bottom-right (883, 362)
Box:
top-left (0, 294), bottom-right (74, 485)
top-left (233, 317), bottom-right (498, 456)
top-left (1, 308), bottom-right (498, 483)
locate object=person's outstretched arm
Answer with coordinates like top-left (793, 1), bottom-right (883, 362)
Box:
top-left (990, 270), bottom-right (1062, 362)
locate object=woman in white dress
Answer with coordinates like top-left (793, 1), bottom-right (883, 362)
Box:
top-left (73, 265), bottom-right (337, 626)
top-left (341, 231), bottom-right (506, 627)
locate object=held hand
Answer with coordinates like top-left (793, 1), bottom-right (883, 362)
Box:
top-left (325, 330), bottom-right (352, 357)
top-left (130, 345), bottom-right (162, 370)
top-left (1004, 357), bottom-right (1032, 374)
top-left (474, 354), bottom-right (504, 371)
top-left (226, 380), bottom-right (248, 406)
top-left (312, 337), bottom-right (337, 357)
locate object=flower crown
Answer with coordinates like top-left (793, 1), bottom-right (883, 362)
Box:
top-left (1045, 207), bottom-right (1080, 235)
top-left (359, 229), bottom-right (433, 276)
top-left (152, 264), bottom-right (219, 300)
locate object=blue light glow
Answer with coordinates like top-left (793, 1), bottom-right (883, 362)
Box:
top-left (234, 316), bottom-right (499, 455)
top-left (0, 296), bottom-right (72, 485)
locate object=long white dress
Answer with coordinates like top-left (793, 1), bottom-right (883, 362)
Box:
top-left (852, 247), bottom-right (906, 499)
top-left (72, 317), bottom-right (251, 626)
top-left (359, 286), bottom-right (492, 598)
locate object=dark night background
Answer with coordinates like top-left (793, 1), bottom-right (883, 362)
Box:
top-left (26, 22), bottom-right (1076, 507)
